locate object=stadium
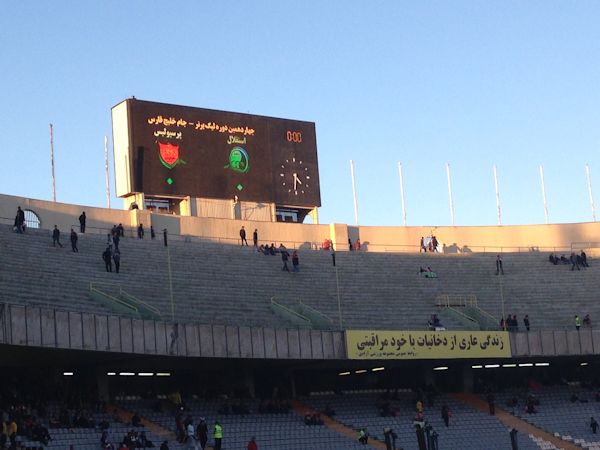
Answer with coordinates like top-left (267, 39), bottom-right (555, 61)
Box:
top-left (0, 97), bottom-right (599, 450)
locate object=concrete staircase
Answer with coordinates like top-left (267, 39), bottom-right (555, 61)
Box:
top-left (0, 224), bottom-right (598, 331)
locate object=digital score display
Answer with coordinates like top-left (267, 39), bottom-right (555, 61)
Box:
top-left (122, 99), bottom-right (321, 207)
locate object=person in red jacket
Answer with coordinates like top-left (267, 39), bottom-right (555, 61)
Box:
top-left (247, 436), bottom-right (258, 450)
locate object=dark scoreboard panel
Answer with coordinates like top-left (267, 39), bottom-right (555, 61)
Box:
top-left (126, 99), bottom-right (321, 207)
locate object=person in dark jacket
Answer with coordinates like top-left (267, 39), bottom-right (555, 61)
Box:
top-left (281, 248), bottom-right (290, 272)
top-left (113, 250), bottom-right (121, 273)
top-left (53, 225), bottom-right (63, 247)
top-left (79, 211), bottom-right (86, 233)
top-left (103, 247), bottom-right (112, 272)
top-left (441, 404), bottom-right (451, 427)
top-left (70, 228), bottom-right (78, 252)
top-left (196, 418), bottom-right (208, 450)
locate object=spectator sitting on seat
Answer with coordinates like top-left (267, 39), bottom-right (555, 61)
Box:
top-left (424, 267), bottom-right (437, 278)
top-left (131, 413), bottom-right (142, 427)
top-left (560, 254), bottom-right (569, 264)
top-left (549, 253), bottom-right (558, 265)
top-left (357, 428), bottom-right (368, 445)
top-left (269, 244), bottom-right (276, 255)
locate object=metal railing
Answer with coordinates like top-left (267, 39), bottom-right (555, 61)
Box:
top-left (435, 294), bottom-right (478, 308)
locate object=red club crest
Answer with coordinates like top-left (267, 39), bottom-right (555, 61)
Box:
top-left (158, 142), bottom-right (180, 169)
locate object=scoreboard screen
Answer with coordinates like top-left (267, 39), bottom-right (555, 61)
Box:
top-left (112, 99), bottom-right (321, 207)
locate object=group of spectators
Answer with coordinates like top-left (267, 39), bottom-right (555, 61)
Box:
top-left (548, 251), bottom-right (589, 271)
top-left (500, 314), bottom-right (530, 332)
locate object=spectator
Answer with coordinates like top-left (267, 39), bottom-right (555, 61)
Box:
top-left (348, 238), bottom-right (354, 251)
top-left (322, 239), bottom-right (331, 251)
top-left (357, 428), bottom-right (368, 445)
top-left (113, 232), bottom-right (120, 250)
top-left (560, 254), bottom-right (569, 264)
top-left (581, 250), bottom-right (589, 267)
top-left (292, 251), bottom-right (299, 272)
top-left (15, 206), bottom-right (25, 233)
top-left (383, 428), bottom-right (398, 450)
top-left (281, 248), bottom-right (290, 272)
top-left (131, 413), bottom-right (142, 427)
top-left (575, 315), bottom-right (582, 330)
top-left (138, 224), bottom-right (144, 239)
top-left (247, 436), bottom-right (258, 450)
top-left (52, 225), bottom-right (63, 248)
top-left (420, 236), bottom-right (426, 252)
top-left (240, 226), bottom-right (248, 246)
top-left (583, 314), bottom-right (592, 328)
top-left (78, 211), bottom-right (86, 233)
top-left (570, 252), bottom-right (580, 271)
top-left (523, 315), bottom-right (530, 331)
top-left (549, 253), bottom-right (558, 265)
top-left (213, 421), bottom-right (222, 450)
top-left (117, 223), bottom-right (125, 237)
top-left (253, 229), bottom-right (258, 248)
top-left (151, 226), bottom-right (156, 240)
top-left (512, 315), bottom-right (519, 332)
top-left (441, 404), bottom-right (451, 427)
top-left (500, 317), bottom-right (506, 331)
top-left (431, 235), bottom-right (439, 252)
top-left (591, 417), bottom-right (599, 434)
top-left (70, 228), bottom-right (78, 252)
top-left (495, 254), bottom-right (504, 275)
top-left (355, 239), bottom-right (361, 251)
top-left (196, 418), bottom-right (208, 450)
top-left (186, 420), bottom-right (195, 450)
top-left (113, 250), bottom-right (121, 274)
top-left (103, 247), bottom-right (112, 272)
top-left (269, 244), bottom-right (276, 255)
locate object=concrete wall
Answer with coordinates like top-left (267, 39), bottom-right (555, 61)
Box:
top-left (1, 193), bottom-right (599, 252)
top-left (0, 304), bottom-right (345, 360)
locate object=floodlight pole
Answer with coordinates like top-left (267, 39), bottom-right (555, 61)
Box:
top-left (585, 164), bottom-right (596, 222)
top-left (398, 162), bottom-right (407, 226)
top-left (350, 160), bottom-right (359, 226)
top-left (104, 136), bottom-right (111, 208)
top-left (446, 163), bottom-right (455, 226)
top-left (493, 165), bottom-right (502, 225)
top-left (539, 165), bottom-right (549, 224)
top-left (49, 123), bottom-right (56, 202)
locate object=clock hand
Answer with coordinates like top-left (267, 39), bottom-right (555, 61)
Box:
top-left (293, 173), bottom-right (297, 191)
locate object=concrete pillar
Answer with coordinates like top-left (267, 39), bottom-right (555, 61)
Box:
top-left (308, 207), bottom-right (319, 224)
top-left (329, 223), bottom-right (349, 251)
top-left (97, 371), bottom-right (110, 402)
top-left (462, 364), bottom-right (474, 393)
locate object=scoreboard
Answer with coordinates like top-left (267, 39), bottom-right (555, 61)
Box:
top-left (112, 98), bottom-right (321, 208)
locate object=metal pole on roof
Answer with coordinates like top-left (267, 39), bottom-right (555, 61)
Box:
top-left (104, 136), bottom-right (111, 209)
top-left (493, 165), bottom-right (502, 225)
top-left (446, 163), bottom-right (455, 226)
top-left (49, 123), bottom-right (56, 202)
top-left (350, 160), bottom-right (359, 226)
top-left (539, 165), bottom-right (549, 224)
top-left (398, 162), bottom-right (407, 226)
top-left (585, 164), bottom-right (596, 222)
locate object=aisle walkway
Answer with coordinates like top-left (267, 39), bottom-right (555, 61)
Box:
top-left (452, 393), bottom-right (579, 450)
top-left (290, 399), bottom-right (386, 449)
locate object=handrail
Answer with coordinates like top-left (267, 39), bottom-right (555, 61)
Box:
top-left (118, 287), bottom-right (161, 316)
top-left (89, 283), bottom-right (139, 313)
top-left (270, 298), bottom-right (311, 321)
top-left (298, 301), bottom-right (334, 324)
top-left (435, 294), bottom-right (477, 308)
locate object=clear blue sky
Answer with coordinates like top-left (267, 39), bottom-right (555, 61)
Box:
top-left (1, 1), bottom-right (599, 226)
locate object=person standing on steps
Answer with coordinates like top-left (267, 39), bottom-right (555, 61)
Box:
top-left (138, 223), bottom-right (144, 239)
top-left (524, 315), bottom-right (530, 331)
top-left (495, 254), bottom-right (504, 275)
top-left (253, 229), bottom-right (258, 248)
top-left (103, 247), bottom-right (112, 272)
top-left (292, 251), bottom-right (299, 272)
top-left (441, 404), bottom-right (451, 427)
top-left (70, 228), bottom-right (78, 252)
top-left (591, 417), bottom-right (598, 434)
top-left (196, 418), bottom-right (208, 450)
top-left (151, 226), bottom-right (156, 240)
top-left (113, 249), bottom-right (121, 274)
top-left (15, 206), bottom-right (25, 233)
top-left (247, 436), bottom-right (258, 450)
top-left (575, 315), bottom-right (582, 330)
top-left (79, 211), bottom-right (86, 233)
top-left (240, 226), bottom-right (248, 246)
top-left (52, 225), bottom-right (63, 248)
top-left (281, 247), bottom-right (290, 272)
top-left (113, 232), bottom-right (120, 251)
top-left (213, 421), bottom-right (222, 450)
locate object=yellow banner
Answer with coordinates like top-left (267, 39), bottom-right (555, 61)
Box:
top-left (346, 330), bottom-right (511, 360)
